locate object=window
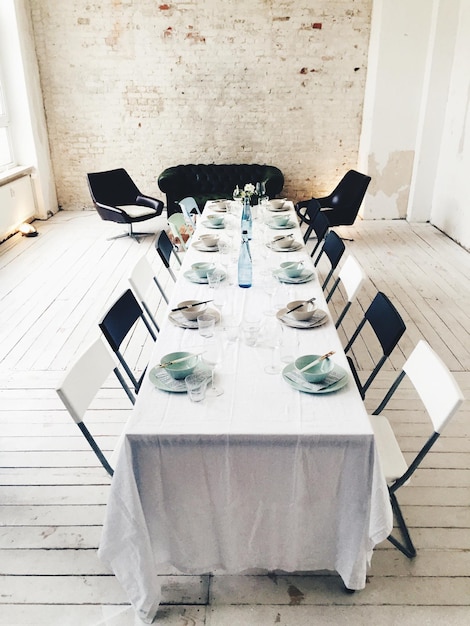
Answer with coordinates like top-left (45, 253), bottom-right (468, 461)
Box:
top-left (0, 73), bottom-right (14, 171)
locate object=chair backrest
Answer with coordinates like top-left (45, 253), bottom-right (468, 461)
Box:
top-left (319, 169), bottom-right (371, 227)
top-left (308, 210), bottom-right (330, 256)
top-left (314, 230), bottom-right (345, 290)
top-left (99, 289), bottom-right (157, 390)
top-left (87, 168), bottom-right (140, 207)
top-left (57, 337), bottom-right (119, 424)
top-left (403, 340), bottom-right (464, 433)
top-left (56, 336), bottom-right (135, 477)
top-left (345, 291), bottom-right (406, 398)
top-left (129, 256), bottom-right (167, 329)
top-left (156, 230), bottom-right (182, 281)
top-left (179, 196), bottom-right (201, 226)
top-left (326, 254), bottom-right (366, 328)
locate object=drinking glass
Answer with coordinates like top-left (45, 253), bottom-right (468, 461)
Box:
top-left (197, 313), bottom-right (216, 338)
top-left (185, 373), bottom-right (208, 402)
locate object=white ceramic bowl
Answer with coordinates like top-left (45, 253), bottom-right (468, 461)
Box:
top-left (281, 262), bottom-right (303, 278)
top-left (269, 199), bottom-right (286, 210)
top-left (286, 300), bottom-right (317, 321)
top-left (199, 234), bottom-right (219, 248)
top-left (177, 300), bottom-right (208, 321)
top-left (206, 214), bottom-right (225, 226)
top-left (273, 234), bottom-right (295, 249)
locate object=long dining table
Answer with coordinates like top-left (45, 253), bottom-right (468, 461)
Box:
top-left (98, 199), bottom-right (393, 623)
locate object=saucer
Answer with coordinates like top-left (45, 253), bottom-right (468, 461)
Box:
top-left (276, 307), bottom-right (328, 329)
top-left (273, 268), bottom-right (315, 284)
top-left (149, 362), bottom-right (211, 393)
top-left (282, 362), bottom-right (348, 394)
top-left (184, 269), bottom-right (226, 284)
top-left (169, 307), bottom-right (221, 328)
top-left (203, 220), bottom-right (225, 229)
top-left (267, 241), bottom-right (303, 252)
top-left (193, 240), bottom-right (219, 252)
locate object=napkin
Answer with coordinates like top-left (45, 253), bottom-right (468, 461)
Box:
top-left (285, 369), bottom-right (345, 392)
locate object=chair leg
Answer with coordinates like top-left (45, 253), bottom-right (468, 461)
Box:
top-left (387, 491), bottom-right (417, 558)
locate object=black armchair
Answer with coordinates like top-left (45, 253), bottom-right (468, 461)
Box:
top-left (87, 168), bottom-right (164, 242)
top-left (314, 170), bottom-right (371, 227)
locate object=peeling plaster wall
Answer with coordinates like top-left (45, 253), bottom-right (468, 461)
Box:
top-left (28, 0), bottom-right (373, 210)
top-left (359, 0), bottom-right (432, 220)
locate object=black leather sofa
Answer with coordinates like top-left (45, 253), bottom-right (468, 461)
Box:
top-left (158, 164), bottom-right (284, 216)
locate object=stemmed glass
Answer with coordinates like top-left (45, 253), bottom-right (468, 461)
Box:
top-left (203, 335), bottom-right (224, 396)
top-left (264, 317), bottom-right (282, 375)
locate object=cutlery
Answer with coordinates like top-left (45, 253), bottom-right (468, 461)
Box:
top-left (274, 233), bottom-right (294, 242)
top-left (171, 300), bottom-right (213, 312)
top-left (298, 351), bottom-right (335, 373)
top-left (159, 353), bottom-right (203, 368)
top-left (285, 297), bottom-right (316, 315)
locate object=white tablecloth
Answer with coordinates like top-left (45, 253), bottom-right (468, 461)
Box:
top-left (99, 202), bottom-right (392, 623)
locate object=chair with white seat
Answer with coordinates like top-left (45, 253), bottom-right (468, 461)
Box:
top-left (178, 196), bottom-right (201, 227)
top-left (56, 337), bottom-right (135, 477)
top-left (129, 256), bottom-right (169, 332)
top-left (370, 340), bottom-right (464, 558)
top-left (326, 254), bottom-right (367, 328)
top-left (155, 230), bottom-right (182, 282)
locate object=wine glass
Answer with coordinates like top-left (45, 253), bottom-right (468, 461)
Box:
top-left (203, 336), bottom-right (224, 396)
top-left (264, 317), bottom-right (282, 375)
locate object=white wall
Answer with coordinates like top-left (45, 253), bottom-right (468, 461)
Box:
top-left (0, 0), bottom-right (57, 222)
top-left (432, 0), bottom-right (470, 248)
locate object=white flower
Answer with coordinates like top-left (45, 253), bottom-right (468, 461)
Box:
top-left (244, 183), bottom-right (255, 195)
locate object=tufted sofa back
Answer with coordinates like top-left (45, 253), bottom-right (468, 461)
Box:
top-left (158, 163), bottom-right (284, 215)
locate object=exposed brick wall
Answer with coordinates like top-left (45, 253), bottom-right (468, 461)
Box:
top-left (29, 0), bottom-right (372, 210)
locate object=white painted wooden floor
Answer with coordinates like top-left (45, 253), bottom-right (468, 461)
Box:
top-left (0, 211), bottom-right (469, 626)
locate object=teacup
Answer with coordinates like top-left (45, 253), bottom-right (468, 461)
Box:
top-left (273, 234), bottom-right (294, 249)
top-left (286, 300), bottom-right (317, 321)
top-left (272, 214), bottom-right (290, 227)
top-left (192, 262), bottom-right (216, 278)
top-left (206, 214), bottom-right (225, 227)
top-left (177, 300), bottom-right (208, 321)
top-left (199, 234), bottom-right (219, 248)
top-left (281, 261), bottom-right (303, 278)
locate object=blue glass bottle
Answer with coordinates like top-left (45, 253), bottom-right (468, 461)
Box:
top-left (241, 195), bottom-right (253, 240)
top-left (238, 230), bottom-right (252, 288)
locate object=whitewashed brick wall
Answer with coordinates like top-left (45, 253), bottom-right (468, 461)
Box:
top-left (29, 0), bottom-right (372, 210)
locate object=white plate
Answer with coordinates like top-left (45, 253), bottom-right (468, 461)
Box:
top-left (267, 241), bottom-right (303, 252)
top-left (282, 362), bottom-right (348, 394)
top-left (168, 307), bottom-right (221, 328)
top-left (273, 269), bottom-right (315, 284)
top-left (193, 241), bottom-right (219, 252)
top-left (184, 269), bottom-right (226, 284)
top-left (149, 362), bottom-right (211, 393)
top-left (276, 307), bottom-right (328, 329)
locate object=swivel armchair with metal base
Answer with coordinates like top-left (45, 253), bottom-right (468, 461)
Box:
top-left (87, 168), bottom-right (164, 242)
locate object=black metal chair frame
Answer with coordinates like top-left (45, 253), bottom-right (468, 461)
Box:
top-left (315, 169), bottom-right (371, 228)
top-left (314, 230), bottom-right (346, 291)
top-left (99, 289), bottom-right (157, 394)
top-left (344, 291), bottom-right (406, 399)
top-left (155, 230), bottom-right (182, 282)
